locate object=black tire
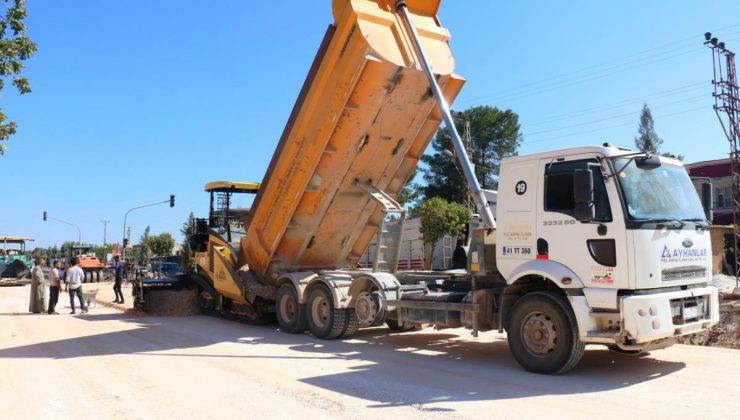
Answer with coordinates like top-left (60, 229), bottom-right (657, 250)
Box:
top-left (95, 270), bottom-right (101, 282)
top-left (84, 271), bottom-right (92, 283)
top-left (276, 284), bottom-right (307, 334)
top-left (385, 318), bottom-right (418, 332)
top-left (196, 287), bottom-right (215, 311)
top-left (506, 291), bottom-right (585, 374)
top-left (307, 284), bottom-right (348, 339)
top-left (340, 309), bottom-right (359, 338)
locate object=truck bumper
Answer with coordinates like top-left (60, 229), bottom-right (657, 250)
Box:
top-left (621, 286), bottom-right (719, 343)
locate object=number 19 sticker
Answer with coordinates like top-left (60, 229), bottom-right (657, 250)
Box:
top-left (515, 180), bottom-right (527, 195)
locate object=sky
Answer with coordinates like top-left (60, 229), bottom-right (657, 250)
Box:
top-left (1, 0), bottom-right (738, 248)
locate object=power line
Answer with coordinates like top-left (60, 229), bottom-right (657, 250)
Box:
top-left (524, 105), bottom-right (707, 145)
top-left (458, 30), bottom-right (740, 106)
top-left (522, 94), bottom-right (708, 137)
top-left (523, 82), bottom-right (706, 127)
top-left (474, 47), bottom-right (712, 105)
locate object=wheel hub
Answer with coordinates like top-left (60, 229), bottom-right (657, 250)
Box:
top-left (521, 311), bottom-right (557, 357)
top-left (311, 296), bottom-right (329, 328)
top-left (279, 294), bottom-right (295, 321)
top-left (355, 291), bottom-right (379, 327)
top-left (198, 291), bottom-right (214, 309)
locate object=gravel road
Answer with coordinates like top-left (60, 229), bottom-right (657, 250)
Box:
top-left (1, 285), bottom-right (737, 419)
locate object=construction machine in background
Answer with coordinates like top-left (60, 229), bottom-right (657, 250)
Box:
top-left (0, 237), bottom-right (35, 267)
top-left (68, 246), bottom-right (107, 283)
top-left (137, 0), bottom-right (719, 374)
top-left (0, 237), bottom-right (35, 282)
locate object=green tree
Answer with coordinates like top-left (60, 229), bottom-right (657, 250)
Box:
top-left (31, 247), bottom-right (47, 259)
top-left (421, 106), bottom-right (521, 204)
top-left (138, 226), bottom-right (152, 267)
top-left (417, 197), bottom-right (471, 269)
top-left (148, 232), bottom-right (175, 257)
top-left (92, 244), bottom-right (112, 260)
top-left (59, 241), bottom-right (76, 257)
top-left (633, 103), bottom-right (684, 160)
top-left (634, 103), bottom-right (663, 154)
top-left (179, 212), bottom-right (196, 275)
top-left (0, 0), bottom-right (37, 155)
top-left (396, 167), bottom-right (421, 207)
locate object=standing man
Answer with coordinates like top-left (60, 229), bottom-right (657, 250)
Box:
top-left (65, 257), bottom-right (88, 314)
top-left (47, 260), bottom-right (61, 314)
top-left (113, 255), bottom-right (124, 304)
top-left (61, 261), bottom-right (70, 284)
top-left (28, 258), bottom-right (48, 313)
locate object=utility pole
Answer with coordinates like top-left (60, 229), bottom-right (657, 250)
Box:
top-left (705, 32), bottom-right (739, 287)
top-left (100, 220), bottom-right (110, 247)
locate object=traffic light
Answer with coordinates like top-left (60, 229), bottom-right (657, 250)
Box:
top-left (169, 194), bottom-right (175, 207)
top-left (43, 211), bottom-right (47, 221)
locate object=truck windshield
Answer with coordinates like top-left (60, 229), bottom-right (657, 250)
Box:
top-left (613, 158), bottom-right (705, 221)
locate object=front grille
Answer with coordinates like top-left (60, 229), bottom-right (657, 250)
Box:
top-left (662, 266), bottom-right (707, 281)
top-left (670, 295), bottom-right (709, 325)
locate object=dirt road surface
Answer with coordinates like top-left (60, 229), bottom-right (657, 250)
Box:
top-left (1, 285), bottom-right (738, 419)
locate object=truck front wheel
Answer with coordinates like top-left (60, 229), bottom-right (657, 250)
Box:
top-left (276, 284), bottom-right (307, 334)
top-left (507, 291), bottom-right (584, 374)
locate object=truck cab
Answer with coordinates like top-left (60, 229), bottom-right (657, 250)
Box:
top-left (494, 144), bottom-right (718, 361)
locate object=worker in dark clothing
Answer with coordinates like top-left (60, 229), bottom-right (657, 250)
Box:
top-left (113, 255), bottom-right (124, 304)
top-left (451, 239), bottom-right (467, 269)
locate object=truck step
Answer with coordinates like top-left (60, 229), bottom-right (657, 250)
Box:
top-left (589, 311), bottom-right (620, 320)
top-left (586, 331), bottom-right (617, 338)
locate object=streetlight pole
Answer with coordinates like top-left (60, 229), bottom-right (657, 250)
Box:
top-left (43, 212), bottom-right (82, 246)
top-left (122, 195), bottom-right (175, 260)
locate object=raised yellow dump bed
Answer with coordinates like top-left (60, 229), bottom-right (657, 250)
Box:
top-left (243, 0), bottom-right (463, 280)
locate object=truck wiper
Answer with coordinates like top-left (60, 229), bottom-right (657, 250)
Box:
top-left (680, 218), bottom-right (710, 228)
top-left (633, 217), bottom-right (684, 228)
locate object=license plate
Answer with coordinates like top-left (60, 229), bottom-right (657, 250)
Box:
top-left (682, 305), bottom-right (700, 320)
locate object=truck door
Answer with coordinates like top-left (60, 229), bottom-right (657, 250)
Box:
top-left (537, 157), bottom-right (629, 290)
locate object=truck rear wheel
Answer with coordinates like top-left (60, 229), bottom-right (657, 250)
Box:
top-left (507, 291), bottom-right (584, 374)
top-left (307, 284), bottom-right (350, 339)
top-left (276, 284), bottom-right (307, 334)
top-left (340, 309), bottom-right (358, 338)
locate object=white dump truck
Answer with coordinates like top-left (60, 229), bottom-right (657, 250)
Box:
top-left (138, 0), bottom-right (719, 374)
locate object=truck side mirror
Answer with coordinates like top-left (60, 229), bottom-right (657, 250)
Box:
top-left (573, 169), bottom-right (595, 222)
top-left (701, 181), bottom-right (712, 222)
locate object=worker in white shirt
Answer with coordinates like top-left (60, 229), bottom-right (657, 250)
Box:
top-left (47, 260), bottom-right (62, 314)
top-left (64, 257), bottom-right (88, 314)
